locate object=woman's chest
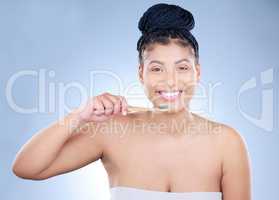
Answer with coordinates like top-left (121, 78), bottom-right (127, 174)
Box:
top-left (101, 132), bottom-right (222, 191)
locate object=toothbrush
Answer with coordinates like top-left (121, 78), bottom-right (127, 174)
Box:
top-left (126, 104), bottom-right (169, 114)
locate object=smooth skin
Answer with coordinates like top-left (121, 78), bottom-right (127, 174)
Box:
top-left (12, 39), bottom-right (251, 200)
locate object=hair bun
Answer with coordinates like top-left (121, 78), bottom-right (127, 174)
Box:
top-left (138, 3), bottom-right (195, 35)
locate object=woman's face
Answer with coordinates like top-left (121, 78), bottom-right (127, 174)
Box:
top-left (139, 40), bottom-right (200, 112)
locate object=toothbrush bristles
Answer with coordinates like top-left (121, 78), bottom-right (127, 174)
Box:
top-left (158, 104), bottom-right (169, 110)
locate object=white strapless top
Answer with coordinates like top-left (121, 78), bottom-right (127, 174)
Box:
top-left (110, 186), bottom-right (222, 200)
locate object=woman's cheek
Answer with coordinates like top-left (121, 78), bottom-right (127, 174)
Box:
top-left (181, 73), bottom-right (199, 87)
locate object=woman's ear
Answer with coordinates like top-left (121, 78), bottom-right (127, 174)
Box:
top-left (195, 63), bottom-right (201, 82)
top-left (138, 64), bottom-right (144, 84)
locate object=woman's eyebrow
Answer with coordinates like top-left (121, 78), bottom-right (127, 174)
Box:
top-left (175, 58), bottom-right (191, 64)
top-left (148, 60), bottom-right (164, 65)
top-left (148, 58), bottom-right (191, 65)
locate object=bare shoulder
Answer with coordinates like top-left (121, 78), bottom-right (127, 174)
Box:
top-left (190, 112), bottom-right (228, 137)
top-left (211, 120), bottom-right (248, 154)
top-left (190, 113), bottom-right (249, 160)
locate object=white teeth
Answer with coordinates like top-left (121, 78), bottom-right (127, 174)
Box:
top-left (157, 90), bottom-right (182, 101)
top-left (161, 91), bottom-right (179, 96)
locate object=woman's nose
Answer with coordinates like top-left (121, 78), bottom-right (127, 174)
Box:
top-left (166, 72), bottom-right (177, 87)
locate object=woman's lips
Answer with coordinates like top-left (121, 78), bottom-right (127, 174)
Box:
top-left (156, 90), bottom-right (182, 101)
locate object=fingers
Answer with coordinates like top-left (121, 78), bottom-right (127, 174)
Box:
top-left (100, 95), bottom-right (115, 115)
top-left (93, 93), bottom-right (128, 116)
top-left (92, 96), bottom-right (105, 115)
top-left (101, 93), bottom-right (120, 115)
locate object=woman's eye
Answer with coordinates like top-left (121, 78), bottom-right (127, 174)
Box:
top-left (178, 66), bottom-right (190, 71)
top-left (151, 67), bottom-right (162, 72)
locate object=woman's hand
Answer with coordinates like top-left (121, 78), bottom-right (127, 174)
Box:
top-left (77, 92), bottom-right (129, 123)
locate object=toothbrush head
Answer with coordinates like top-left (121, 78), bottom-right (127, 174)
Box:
top-left (158, 104), bottom-right (169, 110)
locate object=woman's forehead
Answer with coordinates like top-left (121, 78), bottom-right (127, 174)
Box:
top-left (142, 42), bottom-right (195, 64)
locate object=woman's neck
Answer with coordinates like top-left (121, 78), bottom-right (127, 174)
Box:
top-left (149, 106), bottom-right (193, 123)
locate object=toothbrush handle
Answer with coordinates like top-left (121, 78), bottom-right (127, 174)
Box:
top-left (127, 106), bottom-right (150, 114)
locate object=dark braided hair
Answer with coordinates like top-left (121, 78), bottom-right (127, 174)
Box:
top-left (137, 3), bottom-right (199, 65)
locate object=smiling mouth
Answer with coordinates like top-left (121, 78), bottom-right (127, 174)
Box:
top-left (156, 90), bottom-right (183, 101)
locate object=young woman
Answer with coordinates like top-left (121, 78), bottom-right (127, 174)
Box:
top-left (12, 3), bottom-right (251, 200)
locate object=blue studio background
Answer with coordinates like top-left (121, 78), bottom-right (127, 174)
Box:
top-left (1, 0), bottom-right (278, 199)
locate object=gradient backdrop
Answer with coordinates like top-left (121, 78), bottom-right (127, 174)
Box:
top-left (1, 0), bottom-right (278, 199)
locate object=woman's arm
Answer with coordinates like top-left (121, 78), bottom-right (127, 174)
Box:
top-left (221, 126), bottom-right (252, 200)
top-left (12, 93), bottom-right (128, 180)
top-left (12, 110), bottom-right (103, 180)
